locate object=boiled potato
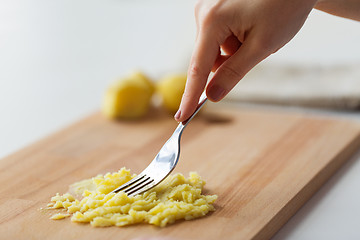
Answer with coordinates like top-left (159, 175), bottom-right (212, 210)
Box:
top-left (156, 74), bottom-right (187, 113)
top-left (131, 71), bottom-right (155, 96)
top-left (102, 71), bottom-right (154, 119)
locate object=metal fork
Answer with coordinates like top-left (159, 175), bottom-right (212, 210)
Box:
top-left (111, 92), bottom-right (208, 196)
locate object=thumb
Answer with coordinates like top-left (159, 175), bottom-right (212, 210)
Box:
top-left (206, 37), bottom-right (270, 102)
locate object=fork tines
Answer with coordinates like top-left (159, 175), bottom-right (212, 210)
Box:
top-left (111, 173), bottom-right (155, 196)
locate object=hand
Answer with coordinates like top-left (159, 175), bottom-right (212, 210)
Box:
top-left (174, 0), bottom-right (317, 122)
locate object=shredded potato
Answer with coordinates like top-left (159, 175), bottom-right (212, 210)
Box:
top-left (48, 168), bottom-right (217, 227)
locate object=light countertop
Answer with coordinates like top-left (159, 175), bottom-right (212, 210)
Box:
top-left (1, 1), bottom-right (360, 239)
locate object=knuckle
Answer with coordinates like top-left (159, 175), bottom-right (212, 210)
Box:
top-left (182, 90), bottom-right (194, 101)
top-left (196, 1), bottom-right (223, 28)
top-left (220, 64), bottom-right (243, 80)
top-left (188, 63), bottom-right (200, 77)
top-left (252, 37), bottom-right (277, 55)
top-left (188, 63), bottom-right (207, 80)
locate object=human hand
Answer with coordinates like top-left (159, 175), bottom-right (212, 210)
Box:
top-left (175, 0), bottom-right (317, 122)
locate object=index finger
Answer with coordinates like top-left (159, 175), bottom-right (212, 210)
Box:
top-left (175, 29), bottom-right (219, 122)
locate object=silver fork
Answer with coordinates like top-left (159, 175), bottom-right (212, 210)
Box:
top-left (111, 92), bottom-right (208, 197)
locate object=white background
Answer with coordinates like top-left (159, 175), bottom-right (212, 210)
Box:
top-left (0, 1), bottom-right (360, 239)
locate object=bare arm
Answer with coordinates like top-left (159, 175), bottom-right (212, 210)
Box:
top-left (315, 0), bottom-right (360, 21)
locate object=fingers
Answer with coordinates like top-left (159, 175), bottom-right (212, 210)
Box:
top-left (212, 55), bottom-right (229, 72)
top-left (206, 35), bottom-right (270, 102)
top-left (175, 29), bottom-right (219, 122)
top-left (212, 35), bottom-right (242, 72)
top-left (221, 35), bottom-right (242, 55)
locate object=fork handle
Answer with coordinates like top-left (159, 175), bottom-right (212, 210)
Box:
top-left (181, 92), bottom-right (208, 126)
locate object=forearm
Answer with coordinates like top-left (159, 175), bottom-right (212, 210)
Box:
top-left (315, 0), bottom-right (360, 21)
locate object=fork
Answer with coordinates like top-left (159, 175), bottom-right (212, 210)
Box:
top-left (111, 92), bottom-right (208, 196)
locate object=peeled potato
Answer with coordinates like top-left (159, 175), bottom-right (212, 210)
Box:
top-left (102, 71), bottom-right (154, 119)
top-left (131, 71), bottom-right (155, 96)
top-left (156, 74), bottom-right (187, 113)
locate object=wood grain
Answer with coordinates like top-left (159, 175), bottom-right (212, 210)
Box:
top-left (1, 105), bottom-right (360, 240)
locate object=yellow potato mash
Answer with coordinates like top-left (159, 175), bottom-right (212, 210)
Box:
top-left (47, 168), bottom-right (217, 227)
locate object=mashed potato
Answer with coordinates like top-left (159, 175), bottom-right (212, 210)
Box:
top-left (47, 168), bottom-right (217, 227)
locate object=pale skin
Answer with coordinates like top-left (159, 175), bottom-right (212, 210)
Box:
top-left (174, 0), bottom-right (360, 122)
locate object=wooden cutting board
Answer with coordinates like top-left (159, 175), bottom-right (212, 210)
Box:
top-left (1, 105), bottom-right (360, 240)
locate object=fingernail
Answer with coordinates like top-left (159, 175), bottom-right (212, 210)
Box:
top-left (174, 109), bottom-right (181, 121)
top-left (208, 85), bottom-right (226, 101)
